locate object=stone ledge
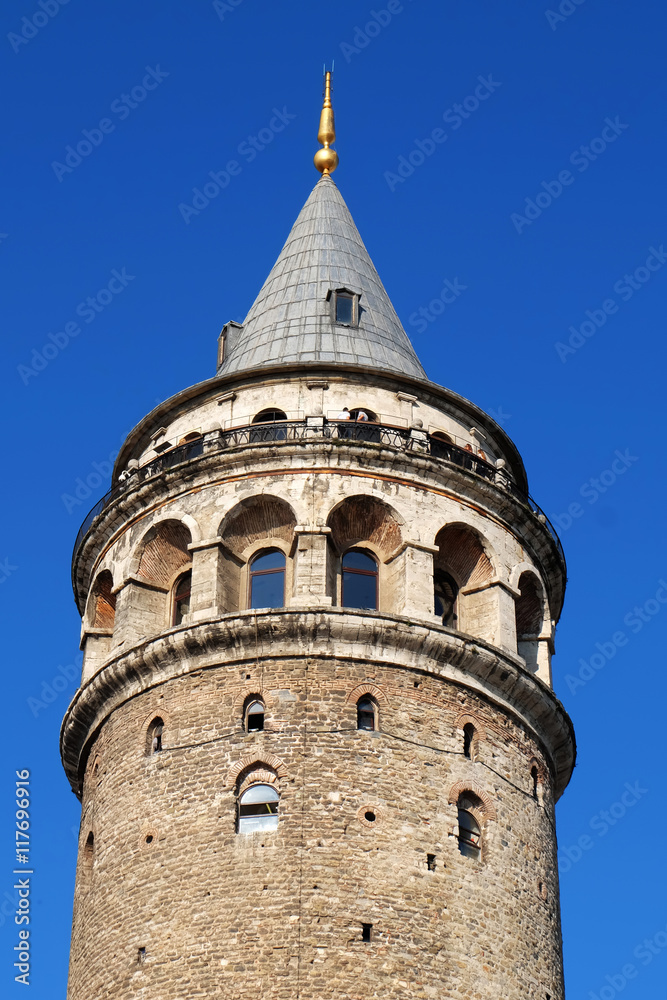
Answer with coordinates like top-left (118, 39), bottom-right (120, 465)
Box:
top-left (60, 608), bottom-right (575, 801)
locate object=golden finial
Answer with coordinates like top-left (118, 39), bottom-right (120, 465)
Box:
top-left (314, 68), bottom-right (339, 175)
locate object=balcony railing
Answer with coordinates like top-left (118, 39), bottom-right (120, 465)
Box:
top-left (72, 419), bottom-right (565, 571)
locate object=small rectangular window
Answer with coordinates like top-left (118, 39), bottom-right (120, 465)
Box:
top-left (335, 293), bottom-right (354, 325)
top-left (362, 923), bottom-right (372, 943)
top-left (427, 853), bottom-right (436, 871)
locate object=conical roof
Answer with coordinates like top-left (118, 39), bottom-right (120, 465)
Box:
top-left (218, 174), bottom-right (427, 380)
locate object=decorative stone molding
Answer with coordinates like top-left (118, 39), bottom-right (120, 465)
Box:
top-left (61, 610), bottom-right (575, 800)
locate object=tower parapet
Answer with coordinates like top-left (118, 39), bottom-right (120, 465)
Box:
top-left (63, 77), bottom-right (574, 1000)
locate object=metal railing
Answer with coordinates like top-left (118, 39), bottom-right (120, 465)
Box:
top-left (72, 419), bottom-right (565, 571)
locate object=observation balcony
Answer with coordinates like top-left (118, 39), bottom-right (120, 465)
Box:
top-left (72, 419), bottom-right (565, 607)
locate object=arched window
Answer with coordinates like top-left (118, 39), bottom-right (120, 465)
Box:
top-left (245, 699), bottom-right (265, 733)
top-left (349, 407), bottom-right (378, 423)
top-left (434, 570), bottom-right (458, 626)
top-left (147, 717), bottom-right (164, 755)
top-left (463, 723), bottom-right (475, 760)
top-left (249, 549), bottom-right (286, 609)
top-left (82, 831), bottom-right (94, 881)
top-left (172, 571), bottom-right (192, 626)
top-left (342, 550), bottom-right (378, 610)
top-left (457, 794), bottom-right (482, 860)
top-left (252, 408), bottom-right (287, 423)
top-left (238, 784), bottom-right (279, 833)
top-left (531, 765), bottom-right (539, 800)
top-left (357, 697), bottom-right (377, 731)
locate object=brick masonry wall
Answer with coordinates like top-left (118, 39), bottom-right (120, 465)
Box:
top-left (68, 657), bottom-right (564, 1000)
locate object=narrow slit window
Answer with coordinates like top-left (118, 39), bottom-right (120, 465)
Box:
top-left (531, 765), bottom-right (539, 800)
top-left (172, 570), bottom-right (192, 626)
top-left (246, 700), bottom-right (265, 732)
top-left (357, 697), bottom-right (376, 731)
top-left (457, 805), bottom-right (481, 860)
top-left (463, 723), bottom-right (475, 760)
top-left (427, 853), bottom-right (436, 871)
top-left (362, 923), bottom-right (372, 943)
top-left (147, 718), bottom-right (164, 755)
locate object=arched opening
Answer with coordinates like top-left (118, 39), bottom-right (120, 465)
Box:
top-left (463, 722), bottom-right (475, 760)
top-left (431, 431), bottom-right (453, 444)
top-left (90, 570), bottom-right (116, 629)
top-left (252, 408), bottom-right (287, 423)
top-left (245, 698), bottom-right (265, 733)
top-left (433, 525), bottom-right (493, 637)
top-left (457, 793), bottom-right (483, 860)
top-left (82, 831), bottom-right (94, 883)
top-left (136, 520), bottom-right (193, 633)
top-left (434, 569), bottom-right (459, 627)
top-left (249, 549), bottom-right (286, 609)
top-left (219, 496), bottom-right (296, 614)
top-left (327, 496), bottom-right (403, 610)
top-left (342, 550), bottom-right (378, 610)
top-left (357, 696), bottom-right (377, 731)
top-left (531, 765), bottom-right (539, 800)
top-left (179, 431), bottom-right (202, 444)
top-left (515, 571), bottom-right (546, 672)
top-left (349, 407), bottom-right (378, 423)
top-left (171, 570), bottom-right (192, 626)
top-left (238, 784), bottom-right (279, 833)
top-left (147, 717), bottom-right (164, 755)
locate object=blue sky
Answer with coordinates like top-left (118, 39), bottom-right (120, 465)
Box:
top-left (2, 0), bottom-right (666, 996)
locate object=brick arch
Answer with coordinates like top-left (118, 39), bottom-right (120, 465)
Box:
top-left (232, 688), bottom-right (274, 714)
top-left (88, 570), bottom-right (116, 629)
top-left (434, 523), bottom-right (495, 588)
top-left (218, 495), bottom-right (297, 559)
top-left (345, 682), bottom-right (389, 705)
top-left (530, 756), bottom-right (550, 790)
top-left (237, 768), bottom-right (280, 796)
top-left (139, 708), bottom-right (173, 755)
top-left (226, 753), bottom-right (288, 789)
top-left (447, 781), bottom-right (497, 820)
top-left (454, 711), bottom-right (487, 742)
top-left (326, 495), bottom-right (404, 558)
top-left (136, 520), bottom-right (192, 589)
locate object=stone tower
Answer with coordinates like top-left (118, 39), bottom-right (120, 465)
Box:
top-left (62, 75), bottom-right (575, 1000)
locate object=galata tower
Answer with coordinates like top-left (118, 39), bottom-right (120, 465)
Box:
top-left (63, 73), bottom-right (575, 1000)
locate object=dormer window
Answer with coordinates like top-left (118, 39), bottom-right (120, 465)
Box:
top-left (329, 288), bottom-right (360, 328)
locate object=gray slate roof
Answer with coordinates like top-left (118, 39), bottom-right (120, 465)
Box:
top-left (218, 174), bottom-right (427, 380)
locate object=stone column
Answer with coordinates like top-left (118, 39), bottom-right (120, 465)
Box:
top-left (293, 526), bottom-right (332, 606)
top-left (387, 541), bottom-right (439, 620)
top-left (460, 579), bottom-right (519, 653)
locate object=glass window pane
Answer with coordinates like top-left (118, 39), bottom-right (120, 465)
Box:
top-left (336, 294), bottom-right (354, 324)
top-left (240, 784), bottom-right (279, 804)
top-left (250, 569), bottom-right (285, 609)
top-left (343, 570), bottom-right (377, 610)
top-left (239, 812), bottom-right (279, 833)
top-left (251, 550), bottom-right (285, 572)
top-left (342, 551), bottom-right (376, 572)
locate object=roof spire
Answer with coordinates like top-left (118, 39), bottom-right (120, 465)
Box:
top-left (314, 68), bottom-right (339, 176)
